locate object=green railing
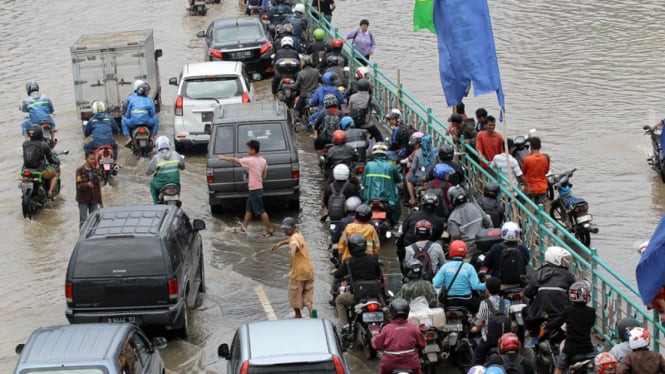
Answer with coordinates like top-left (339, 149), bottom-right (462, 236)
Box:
top-left (304, 7), bottom-right (663, 350)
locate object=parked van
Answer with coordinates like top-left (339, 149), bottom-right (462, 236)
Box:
top-left (206, 102), bottom-right (299, 213)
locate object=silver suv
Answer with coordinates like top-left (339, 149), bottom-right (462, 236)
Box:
top-left (169, 61), bottom-right (256, 151)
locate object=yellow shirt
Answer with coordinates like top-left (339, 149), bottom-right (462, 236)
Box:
top-left (338, 222), bottom-right (381, 262)
top-left (289, 230), bottom-right (314, 281)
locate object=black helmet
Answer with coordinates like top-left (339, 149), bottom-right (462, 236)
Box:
top-left (438, 143), bottom-right (454, 161)
top-left (447, 185), bottom-right (468, 207)
top-left (25, 80), bottom-right (39, 96)
top-left (323, 93), bottom-right (339, 108)
top-left (28, 125), bottom-right (44, 141)
top-left (389, 298), bottom-right (410, 319)
top-left (355, 204), bottom-right (372, 223)
top-left (415, 220), bottom-right (432, 239)
top-left (483, 182), bottom-right (500, 199)
top-left (420, 192), bottom-right (439, 210)
top-left (357, 78), bottom-right (370, 92)
top-left (348, 233), bottom-right (367, 256)
top-left (405, 259), bottom-right (423, 280)
top-left (616, 317), bottom-right (641, 342)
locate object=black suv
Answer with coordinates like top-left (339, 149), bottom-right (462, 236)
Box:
top-left (65, 204), bottom-right (206, 338)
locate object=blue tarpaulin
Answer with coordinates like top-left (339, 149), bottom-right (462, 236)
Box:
top-left (433, 0), bottom-right (505, 108)
top-left (636, 213), bottom-right (665, 305)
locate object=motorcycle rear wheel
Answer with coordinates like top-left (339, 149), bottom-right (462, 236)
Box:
top-left (21, 190), bottom-right (32, 219)
top-left (659, 158), bottom-right (665, 183)
top-left (356, 323), bottom-right (377, 360)
top-left (549, 201), bottom-right (569, 229)
top-left (575, 226), bottom-right (591, 247)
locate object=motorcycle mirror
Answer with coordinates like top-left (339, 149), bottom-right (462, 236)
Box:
top-left (643, 125), bottom-right (651, 130)
top-left (60, 150), bottom-right (70, 155)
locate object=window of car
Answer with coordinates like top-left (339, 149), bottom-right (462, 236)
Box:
top-left (20, 369), bottom-right (108, 374)
top-left (238, 123), bottom-right (286, 152)
top-left (248, 361), bottom-right (337, 373)
top-left (214, 24), bottom-right (263, 43)
top-left (230, 333), bottom-right (241, 374)
top-left (213, 125), bottom-right (235, 154)
top-left (119, 338), bottom-right (142, 374)
top-left (182, 77), bottom-right (242, 100)
top-left (166, 232), bottom-right (184, 271)
top-left (73, 238), bottom-right (166, 278)
top-left (132, 332), bottom-right (152, 367)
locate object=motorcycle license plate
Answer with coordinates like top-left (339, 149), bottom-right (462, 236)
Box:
top-left (443, 323), bottom-right (463, 332)
top-left (99, 158), bottom-right (113, 165)
top-left (577, 214), bottom-right (593, 223)
top-left (107, 316), bottom-right (136, 323)
top-left (371, 211), bottom-right (386, 219)
top-left (362, 311), bottom-right (384, 323)
top-left (20, 182), bottom-right (33, 190)
top-left (163, 195), bottom-right (179, 201)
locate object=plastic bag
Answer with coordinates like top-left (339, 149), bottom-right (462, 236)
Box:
top-left (408, 296), bottom-right (433, 327)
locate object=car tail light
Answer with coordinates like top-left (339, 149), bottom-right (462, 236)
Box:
top-left (239, 360), bottom-right (249, 374)
top-left (65, 283), bottom-right (73, 304)
top-left (291, 163), bottom-right (299, 179)
top-left (175, 95), bottom-right (183, 116)
top-left (242, 92), bottom-right (250, 103)
top-left (266, 66), bottom-right (274, 72)
top-left (259, 41), bottom-right (272, 55)
top-left (167, 278), bottom-right (178, 300)
top-left (332, 355), bottom-right (345, 374)
top-left (511, 293), bottom-right (522, 301)
top-left (207, 168), bottom-right (214, 184)
top-left (367, 302), bottom-right (379, 312)
top-left (208, 48), bottom-right (223, 59)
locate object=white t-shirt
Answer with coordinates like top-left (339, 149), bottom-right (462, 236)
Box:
top-left (491, 154), bottom-right (522, 186)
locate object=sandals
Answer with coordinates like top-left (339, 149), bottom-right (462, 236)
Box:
top-left (260, 231), bottom-right (274, 238)
top-left (234, 225), bottom-right (248, 234)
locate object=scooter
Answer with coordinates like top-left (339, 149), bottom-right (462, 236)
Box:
top-left (158, 183), bottom-right (181, 206)
top-left (129, 126), bottom-right (153, 157)
top-left (440, 306), bottom-right (473, 373)
top-left (94, 145), bottom-right (119, 186)
top-left (643, 125), bottom-right (665, 182)
top-left (503, 287), bottom-right (527, 336)
top-left (19, 150), bottom-right (69, 219)
top-left (419, 325), bottom-right (442, 374)
top-left (547, 168), bottom-right (599, 247)
top-left (512, 134), bottom-right (530, 167)
top-left (369, 198), bottom-right (393, 240)
top-left (274, 58), bottom-right (300, 108)
top-left (339, 282), bottom-right (384, 360)
top-left (189, 0), bottom-right (207, 16)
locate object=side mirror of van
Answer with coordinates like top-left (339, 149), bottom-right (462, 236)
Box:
top-left (15, 344), bottom-right (25, 355)
top-left (196, 31), bottom-right (206, 38)
top-left (218, 343), bottom-right (230, 359)
top-left (193, 219), bottom-right (206, 231)
top-left (155, 49), bottom-right (163, 59)
top-left (169, 77), bottom-right (178, 86)
top-left (151, 337), bottom-right (167, 350)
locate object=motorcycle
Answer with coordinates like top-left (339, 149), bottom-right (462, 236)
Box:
top-left (503, 287), bottom-right (527, 336)
top-left (369, 198), bottom-right (393, 240)
top-left (245, 0), bottom-right (261, 16)
top-left (274, 58), bottom-right (300, 108)
top-left (512, 134), bottom-right (530, 167)
top-left (643, 125), bottom-right (665, 182)
top-left (94, 145), bottom-right (119, 186)
top-left (547, 168), bottom-right (599, 247)
top-left (440, 306), bottom-right (473, 373)
top-left (189, 0), bottom-right (207, 16)
top-left (40, 121), bottom-right (57, 149)
top-left (158, 183), bottom-right (181, 206)
top-left (419, 325), bottom-right (442, 374)
top-left (19, 150), bottom-right (69, 219)
top-left (535, 325), bottom-right (598, 374)
top-left (129, 126), bottom-right (153, 157)
top-left (339, 283), bottom-right (384, 360)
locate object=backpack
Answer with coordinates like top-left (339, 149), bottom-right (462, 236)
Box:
top-left (327, 180), bottom-right (349, 221)
top-left (409, 241), bottom-right (434, 281)
top-left (321, 111), bottom-right (341, 141)
top-left (499, 245), bottom-right (527, 284)
top-left (23, 141), bottom-right (44, 169)
top-left (485, 298), bottom-right (512, 346)
top-left (499, 355), bottom-right (527, 374)
top-left (349, 98), bottom-right (369, 126)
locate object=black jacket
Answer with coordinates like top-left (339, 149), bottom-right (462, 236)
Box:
top-left (325, 144), bottom-right (358, 169)
top-left (548, 303), bottom-right (595, 355)
top-left (323, 180), bottom-right (360, 208)
top-left (333, 253), bottom-right (382, 282)
top-left (401, 208), bottom-right (446, 247)
top-left (524, 264), bottom-right (575, 321)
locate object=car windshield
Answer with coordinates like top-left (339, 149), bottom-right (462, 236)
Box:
top-left (238, 123), bottom-right (286, 152)
top-left (21, 368), bottom-right (107, 374)
top-left (73, 238), bottom-right (165, 278)
top-left (215, 24), bottom-right (262, 43)
top-left (183, 77), bottom-right (242, 99)
top-left (248, 361), bottom-right (336, 373)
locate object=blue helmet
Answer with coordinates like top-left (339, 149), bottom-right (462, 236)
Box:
top-left (485, 365), bottom-right (506, 374)
top-left (559, 185), bottom-right (571, 196)
top-left (340, 116), bottom-right (354, 130)
top-left (322, 71), bottom-right (337, 85)
top-left (433, 163), bottom-right (454, 180)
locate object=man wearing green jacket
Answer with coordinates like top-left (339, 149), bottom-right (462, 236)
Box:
top-left (361, 142), bottom-right (403, 223)
top-left (147, 136), bottom-right (185, 203)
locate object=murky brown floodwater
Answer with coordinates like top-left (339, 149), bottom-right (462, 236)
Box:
top-left (0, 0), bottom-right (663, 372)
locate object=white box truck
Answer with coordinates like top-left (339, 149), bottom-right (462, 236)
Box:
top-left (70, 29), bottom-right (163, 129)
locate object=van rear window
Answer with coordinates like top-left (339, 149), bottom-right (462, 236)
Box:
top-left (248, 361), bottom-right (336, 373)
top-left (183, 77), bottom-right (242, 99)
top-left (239, 123), bottom-right (286, 152)
top-left (213, 125), bottom-right (234, 154)
top-left (73, 239), bottom-right (166, 278)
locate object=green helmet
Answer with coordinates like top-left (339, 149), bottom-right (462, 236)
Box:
top-left (313, 28), bottom-right (325, 41)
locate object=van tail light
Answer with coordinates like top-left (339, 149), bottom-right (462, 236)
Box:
top-left (332, 355), bottom-right (345, 374)
top-left (207, 168), bottom-right (214, 184)
top-left (367, 302), bottom-right (379, 312)
top-left (242, 92), bottom-right (250, 103)
top-left (259, 41), bottom-right (272, 55)
top-left (65, 283), bottom-right (73, 304)
top-left (239, 360), bottom-right (249, 374)
top-left (175, 95), bottom-right (183, 116)
top-left (292, 164), bottom-right (299, 179)
top-left (208, 48), bottom-right (223, 60)
top-left (167, 278), bottom-right (178, 300)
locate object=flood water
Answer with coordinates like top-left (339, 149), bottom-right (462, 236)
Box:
top-left (0, 0), bottom-right (663, 372)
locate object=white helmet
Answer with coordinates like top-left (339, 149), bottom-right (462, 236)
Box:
top-left (134, 80), bottom-right (145, 92)
top-left (345, 196), bottom-right (362, 213)
top-left (501, 221), bottom-right (521, 242)
top-left (333, 164), bottom-right (350, 181)
top-left (544, 246), bottom-right (571, 267)
top-left (91, 100), bottom-right (106, 114)
top-left (372, 142), bottom-right (388, 155)
top-left (467, 366), bottom-right (486, 374)
top-left (294, 3), bottom-right (305, 13)
top-left (628, 327), bottom-right (650, 350)
top-left (155, 136), bottom-right (171, 151)
top-left (281, 36), bottom-right (294, 49)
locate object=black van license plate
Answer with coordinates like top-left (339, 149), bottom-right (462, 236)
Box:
top-left (107, 316), bottom-right (137, 323)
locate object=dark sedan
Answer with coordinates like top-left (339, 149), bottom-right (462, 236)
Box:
top-left (197, 17), bottom-right (273, 79)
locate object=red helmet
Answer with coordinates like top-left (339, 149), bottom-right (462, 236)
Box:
top-left (568, 281), bottom-right (591, 303)
top-left (332, 130), bottom-right (347, 145)
top-left (594, 352), bottom-right (617, 374)
top-left (449, 240), bottom-right (468, 258)
top-left (498, 333), bottom-right (520, 354)
top-left (332, 38), bottom-right (344, 49)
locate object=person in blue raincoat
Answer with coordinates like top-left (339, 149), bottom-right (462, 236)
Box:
top-left (20, 80), bottom-right (56, 138)
top-left (361, 142), bottom-right (403, 224)
top-left (121, 82), bottom-right (159, 145)
top-left (84, 101), bottom-right (120, 161)
top-left (308, 71), bottom-right (346, 126)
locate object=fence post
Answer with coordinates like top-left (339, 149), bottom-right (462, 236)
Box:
top-left (427, 108), bottom-right (433, 131)
top-left (537, 204), bottom-right (545, 264)
top-left (654, 309), bottom-right (661, 353)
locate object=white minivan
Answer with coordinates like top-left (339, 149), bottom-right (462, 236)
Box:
top-left (169, 61), bottom-right (255, 151)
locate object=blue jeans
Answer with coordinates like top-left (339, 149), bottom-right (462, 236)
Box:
top-left (294, 92), bottom-right (313, 118)
top-left (121, 117), bottom-right (159, 137)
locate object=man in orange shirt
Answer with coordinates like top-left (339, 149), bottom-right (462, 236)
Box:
top-left (521, 137), bottom-right (550, 206)
top-left (475, 115), bottom-right (503, 168)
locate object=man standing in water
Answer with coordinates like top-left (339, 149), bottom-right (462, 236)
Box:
top-left (272, 217), bottom-right (314, 318)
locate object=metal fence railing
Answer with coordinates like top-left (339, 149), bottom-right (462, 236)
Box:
top-left (304, 6), bottom-right (663, 351)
